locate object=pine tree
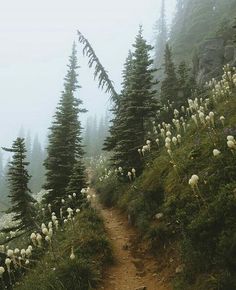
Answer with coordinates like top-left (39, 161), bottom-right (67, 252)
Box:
top-left (97, 116), bottom-right (105, 155)
top-left (25, 130), bottom-right (31, 162)
top-left (44, 43), bottom-right (86, 208)
top-left (177, 61), bottom-right (195, 105)
top-left (153, 0), bottom-right (168, 69)
top-left (29, 135), bottom-right (45, 193)
top-left (66, 160), bottom-right (87, 207)
top-left (92, 115), bottom-right (98, 156)
top-left (233, 17), bottom-right (236, 45)
top-left (104, 50), bottom-right (134, 153)
top-left (0, 157), bottom-right (10, 207)
top-left (105, 28), bottom-right (159, 175)
top-left (161, 44), bottom-right (178, 106)
top-left (2, 138), bottom-right (36, 230)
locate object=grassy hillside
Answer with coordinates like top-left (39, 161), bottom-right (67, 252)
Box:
top-left (95, 66), bottom-right (236, 290)
top-left (0, 206), bottom-right (112, 290)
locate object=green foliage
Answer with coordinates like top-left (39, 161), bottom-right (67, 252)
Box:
top-left (153, 0), bottom-right (167, 69)
top-left (15, 208), bottom-right (113, 290)
top-left (104, 27), bottom-right (159, 174)
top-left (83, 114), bottom-right (109, 157)
top-left (66, 159), bottom-right (87, 207)
top-left (2, 138), bottom-right (36, 230)
top-left (29, 135), bottom-right (45, 193)
top-left (96, 175), bottom-right (123, 207)
top-left (77, 30), bottom-right (118, 102)
top-left (44, 43), bottom-right (86, 208)
top-left (161, 44), bottom-right (178, 106)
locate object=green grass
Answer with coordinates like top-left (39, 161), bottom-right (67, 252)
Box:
top-left (15, 208), bottom-right (113, 290)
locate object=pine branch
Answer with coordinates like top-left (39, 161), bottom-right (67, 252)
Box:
top-left (77, 30), bottom-right (118, 102)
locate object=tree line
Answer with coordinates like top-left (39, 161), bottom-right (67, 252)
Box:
top-left (0, 43), bottom-right (87, 231)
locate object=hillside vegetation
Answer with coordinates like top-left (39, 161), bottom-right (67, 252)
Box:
top-left (1, 1), bottom-right (236, 290)
top-left (0, 204), bottom-right (112, 290)
top-left (15, 208), bottom-right (113, 290)
top-left (95, 66), bottom-right (236, 290)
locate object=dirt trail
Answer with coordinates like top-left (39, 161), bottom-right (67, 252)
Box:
top-left (94, 200), bottom-right (172, 290)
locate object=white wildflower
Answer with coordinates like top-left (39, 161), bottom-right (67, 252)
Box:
top-left (213, 149), bottom-right (221, 157)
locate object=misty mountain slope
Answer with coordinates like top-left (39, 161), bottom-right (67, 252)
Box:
top-left (170, 0), bottom-right (236, 63)
top-left (95, 68), bottom-right (236, 290)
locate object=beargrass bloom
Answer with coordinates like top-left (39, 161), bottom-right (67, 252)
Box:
top-left (14, 248), bottom-right (20, 255)
top-left (128, 171), bottom-right (132, 181)
top-left (42, 227), bottom-right (49, 236)
top-left (25, 248), bottom-right (31, 258)
top-left (227, 140), bottom-right (236, 150)
top-left (0, 266), bottom-right (5, 276)
top-left (172, 137), bottom-right (177, 146)
top-left (5, 258), bottom-right (11, 272)
top-left (36, 234), bottom-right (42, 247)
top-left (213, 149), bottom-right (221, 157)
top-left (198, 112), bottom-right (205, 124)
top-left (20, 249), bottom-right (26, 259)
top-left (189, 175), bottom-right (199, 188)
top-left (70, 247), bottom-right (75, 260)
top-left (227, 135), bottom-right (235, 142)
top-left (132, 168), bottom-right (136, 178)
top-left (192, 114), bottom-right (198, 126)
top-left (220, 116), bottom-right (225, 126)
top-left (209, 112), bottom-right (215, 126)
top-left (30, 233), bottom-right (37, 246)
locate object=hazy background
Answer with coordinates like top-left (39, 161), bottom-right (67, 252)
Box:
top-left (0, 0), bottom-right (175, 159)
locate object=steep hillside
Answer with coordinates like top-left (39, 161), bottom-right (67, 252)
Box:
top-left (95, 66), bottom-right (236, 290)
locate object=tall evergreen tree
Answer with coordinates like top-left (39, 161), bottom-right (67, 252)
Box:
top-left (105, 28), bottom-right (159, 175)
top-left (44, 43), bottom-right (86, 207)
top-left (25, 130), bottom-right (31, 161)
top-left (83, 116), bottom-right (93, 156)
top-left (161, 44), bottom-right (178, 106)
top-left (233, 17), bottom-right (236, 45)
top-left (0, 157), bottom-right (10, 208)
top-left (104, 50), bottom-right (134, 153)
top-left (2, 138), bottom-right (36, 230)
top-left (177, 61), bottom-right (195, 105)
top-left (29, 135), bottom-right (45, 193)
top-left (153, 0), bottom-right (168, 69)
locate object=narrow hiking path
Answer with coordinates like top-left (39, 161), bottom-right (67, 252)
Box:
top-left (90, 189), bottom-right (172, 290)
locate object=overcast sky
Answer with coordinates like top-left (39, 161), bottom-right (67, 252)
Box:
top-left (0, 0), bottom-right (176, 157)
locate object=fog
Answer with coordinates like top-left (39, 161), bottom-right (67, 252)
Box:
top-left (0, 0), bottom-right (175, 156)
